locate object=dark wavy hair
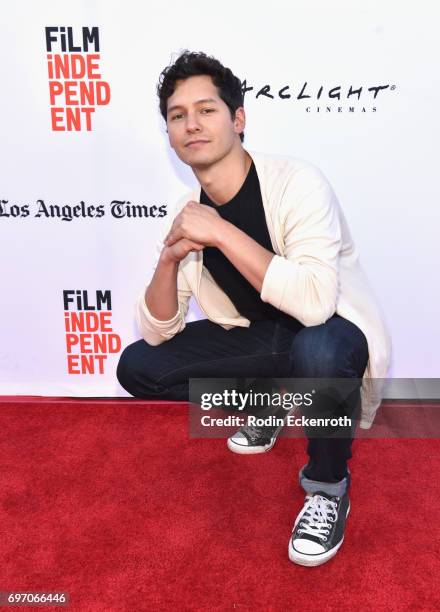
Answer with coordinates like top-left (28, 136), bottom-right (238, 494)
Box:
top-left (157, 50), bottom-right (245, 143)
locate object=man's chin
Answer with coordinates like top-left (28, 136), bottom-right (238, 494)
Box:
top-left (181, 152), bottom-right (215, 169)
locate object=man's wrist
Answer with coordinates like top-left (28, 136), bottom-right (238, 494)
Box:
top-left (214, 219), bottom-right (235, 250)
top-left (159, 248), bottom-right (180, 267)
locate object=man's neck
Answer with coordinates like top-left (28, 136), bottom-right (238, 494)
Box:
top-left (192, 146), bottom-right (252, 205)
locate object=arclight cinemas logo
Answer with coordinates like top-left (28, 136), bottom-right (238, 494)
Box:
top-left (63, 290), bottom-right (121, 375)
top-left (241, 78), bottom-right (396, 113)
top-left (45, 26), bottom-right (110, 131)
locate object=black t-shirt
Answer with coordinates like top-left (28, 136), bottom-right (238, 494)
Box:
top-left (200, 160), bottom-right (281, 321)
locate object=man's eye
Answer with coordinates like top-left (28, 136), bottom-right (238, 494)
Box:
top-left (171, 114), bottom-right (183, 120)
top-left (201, 108), bottom-right (215, 114)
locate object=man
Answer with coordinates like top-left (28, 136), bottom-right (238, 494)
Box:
top-left (117, 50), bottom-right (391, 567)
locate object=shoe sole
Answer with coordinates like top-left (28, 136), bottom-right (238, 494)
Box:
top-left (288, 503), bottom-right (350, 567)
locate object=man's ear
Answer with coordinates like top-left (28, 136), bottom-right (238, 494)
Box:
top-left (233, 107), bottom-right (246, 136)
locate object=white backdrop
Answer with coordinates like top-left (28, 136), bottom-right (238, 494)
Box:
top-left (1, 0), bottom-right (439, 396)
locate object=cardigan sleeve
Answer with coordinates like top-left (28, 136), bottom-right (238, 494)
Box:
top-left (136, 193), bottom-right (194, 346)
top-left (260, 167), bottom-right (342, 326)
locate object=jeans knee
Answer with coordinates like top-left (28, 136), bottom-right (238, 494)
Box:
top-left (116, 344), bottom-right (135, 394)
top-left (116, 341), bottom-right (155, 397)
top-left (290, 331), bottom-right (344, 378)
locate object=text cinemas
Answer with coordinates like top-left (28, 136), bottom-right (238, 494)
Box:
top-left (63, 290), bottom-right (121, 375)
top-left (45, 27), bottom-right (110, 131)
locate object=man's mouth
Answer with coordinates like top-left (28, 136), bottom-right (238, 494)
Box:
top-left (186, 140), bottom-right (210, 147)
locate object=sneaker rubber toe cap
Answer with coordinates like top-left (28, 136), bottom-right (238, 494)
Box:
top-left (228, 432), bottom-right (249, 446)
top-left (292, 538), bottom-right (326, 555)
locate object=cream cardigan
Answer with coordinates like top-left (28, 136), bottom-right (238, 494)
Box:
top-left (137, 150), bottom-right (392, 428)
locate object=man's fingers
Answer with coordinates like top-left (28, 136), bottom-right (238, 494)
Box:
top-left (180, 238), bottom-right (203, 250)
top-left (188, 240), bottom-right (204, 251)
top-left (164, 230), bottom-right (180, 246)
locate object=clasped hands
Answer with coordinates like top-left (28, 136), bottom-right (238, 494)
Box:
top-left (163, 201), bottom-right (225, 251)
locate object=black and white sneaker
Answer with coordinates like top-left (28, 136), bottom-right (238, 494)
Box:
top-left (288, 491), bottom-right (350, 566)
top-left (226, 421), bottom-right (285, 454)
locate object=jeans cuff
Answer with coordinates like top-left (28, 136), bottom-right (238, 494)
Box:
top-left (298, 465), bottom-right (351, 497)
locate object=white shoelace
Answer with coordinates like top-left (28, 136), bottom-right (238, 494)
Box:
top-left (296, 495), bottom-right (338, 541)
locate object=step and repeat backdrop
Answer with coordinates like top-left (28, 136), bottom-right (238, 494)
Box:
top-left (1, 1), bottom-right (438, 396)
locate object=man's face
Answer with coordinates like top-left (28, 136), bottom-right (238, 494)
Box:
top-left (166, 74), bottom-right (245, 169)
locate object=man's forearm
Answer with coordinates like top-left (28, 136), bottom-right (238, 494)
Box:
top-left (145, 253), bottom-right (179, 321)
top-left (216, 221), bottom-right (275, 293)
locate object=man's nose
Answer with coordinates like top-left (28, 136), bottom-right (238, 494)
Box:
top-left (185, 112), bottom-right (202, 132)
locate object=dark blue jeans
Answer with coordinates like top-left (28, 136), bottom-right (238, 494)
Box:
top-left (117, 312), bottom-right (369, 486)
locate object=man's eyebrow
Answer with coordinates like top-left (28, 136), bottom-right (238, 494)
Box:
top-left (167, 98), bottom-right (219, 114)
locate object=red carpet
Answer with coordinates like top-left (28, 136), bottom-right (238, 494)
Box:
top-left (1, 398), bottom-right (440, 611)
